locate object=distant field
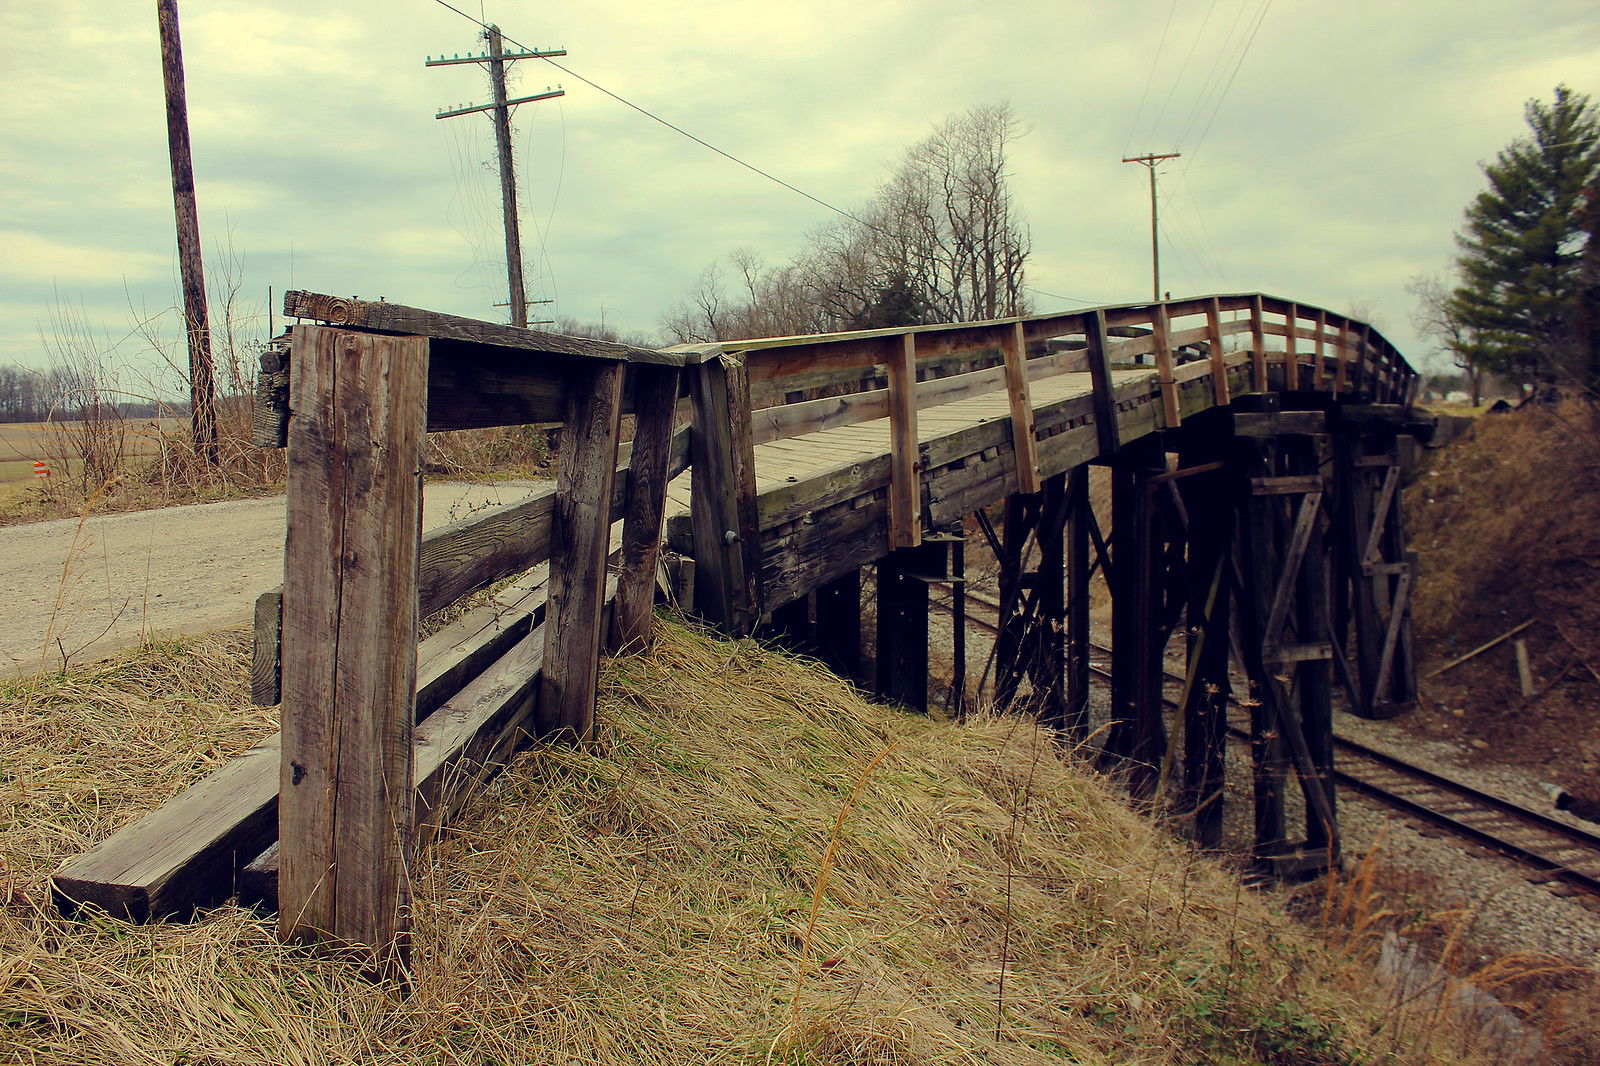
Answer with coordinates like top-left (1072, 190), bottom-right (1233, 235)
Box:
top-left (0, 419), bottom-right (183, 483)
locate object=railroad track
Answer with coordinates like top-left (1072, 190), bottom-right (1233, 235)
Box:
top-left (933, 587), bottom-right (1600, 901)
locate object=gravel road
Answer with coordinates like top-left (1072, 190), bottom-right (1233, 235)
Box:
top-left (0, 481), bottom-right (547, 678)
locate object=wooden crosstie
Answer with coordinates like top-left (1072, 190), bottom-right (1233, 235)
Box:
top-left (52, 288), bottom-right (1428, 971)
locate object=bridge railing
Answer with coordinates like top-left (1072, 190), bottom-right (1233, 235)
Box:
top-left (676, 294), bottom-right (1415, 560)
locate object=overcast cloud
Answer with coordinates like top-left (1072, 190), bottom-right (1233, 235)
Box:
top-left (3, 0), bottom-right (1598, 379)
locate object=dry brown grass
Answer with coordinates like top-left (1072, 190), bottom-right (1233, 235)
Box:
top-left (0, 620), bottom-right (1502, 1065)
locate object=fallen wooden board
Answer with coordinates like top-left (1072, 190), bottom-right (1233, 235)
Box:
top-left (52, 574), bottom-right (548, 921)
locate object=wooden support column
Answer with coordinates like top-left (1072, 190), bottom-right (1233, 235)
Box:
top-left (1152, 303), bottom-right (1181, 427)
top-left (1205, 297), bottom-right (1232, 406)
top-left (876, 540), bottom-right (944, 712)
top-left (886, 333), bottom-right (923, 548)
top-left (609, 363), bottom-right (681, 654)
top-left (541, 359), bottom-right (627, 740)
top-left (815, 570), bottom-right (862, 680)
top-left (949, 528), bottom-right (968, 717)
top-left (1035, 473), bottom-right (1068, 730)
top-left (1293, 436), bottom-right (1337, 856)
top-left (1107, 441), bottom-right (1166, 800)
top-left (767, 595), bottom-right (812, 652)
top-left (1178, 446), bottom-right (1233, 848)
top-left (1064, 467), bottom-right (1092, 741)
top-left (1084, 309), bottom-right (1121, 456)
top-left (1002, 321), bottom-right (1042, 494)
top-left (995, 493), bottom-right (1036, 711)
top-left (689, 354), bottom-right (761, 635)
top-left (278, 325), bottom-right (427, 974)
top-left (1233, 436), bottom-right (1288, 862)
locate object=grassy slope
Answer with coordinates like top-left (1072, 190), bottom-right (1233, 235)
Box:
top-left (1, 623), bottom-right (1480, 1066)
top-left (1406, 402), bottom-right (1600, 782)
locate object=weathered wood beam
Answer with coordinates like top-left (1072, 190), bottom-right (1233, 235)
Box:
top-left (283, 289), bottom-right (680, 366)
top-left (277, 326), bottom-right (426, 972)
top-left (688, 355), bottom-right (761, 634)
top-left (886, 333), bottom-right (922, 548)
top-left (609, 363), bottom-right (680, 654)
top-left (1002, 321), bottom-right (1042, 494)
top-left (540, 361), bottom-right (625, 740)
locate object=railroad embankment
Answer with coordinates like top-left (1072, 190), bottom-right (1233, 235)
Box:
top-left (2, 619), bottom-right (1501, 1065)
top-left (1407, 401), bottom-right (1600, 786)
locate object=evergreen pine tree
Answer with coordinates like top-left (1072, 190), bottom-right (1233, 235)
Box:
top-left (1447, 85), bottom-right (1600, 390)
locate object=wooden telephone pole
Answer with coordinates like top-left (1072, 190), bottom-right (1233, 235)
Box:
top-left (155, 0), bottom-right (217, 462)
top-left (1121, 152), bottom-right (1181, 303)
top-left (429, 29), bottom-right (565, 329)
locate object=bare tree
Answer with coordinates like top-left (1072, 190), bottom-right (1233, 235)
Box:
top-left (1407, 275), bottom-right (1485, 406)
top-left (660, 103), bottom-right (1032, 342)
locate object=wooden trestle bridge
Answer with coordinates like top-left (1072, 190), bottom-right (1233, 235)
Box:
top-left (53, 288), bottom-right (1428, 972)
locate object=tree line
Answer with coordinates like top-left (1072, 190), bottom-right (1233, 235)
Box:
top-left (1413, 84), bottom-right (1600, 404)
top-left (0, 363), bottom-right (178, 423)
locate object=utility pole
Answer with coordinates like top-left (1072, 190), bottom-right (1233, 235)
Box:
top-left (429, 29), bottom-right (565, 328)
top-left (1121, 152), bottom-right (1180, 303)
top-left (156, 0), bottom-right (217, 463)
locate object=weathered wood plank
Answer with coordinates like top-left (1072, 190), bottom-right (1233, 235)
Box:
top-left (1002, 321), bottom-right (1042, 494)
top-left (251, 589), bottom-right (282, 706)
top-left (886, 333), bottom-right (922, 548)
top-left (56, 575), bottom-right (549, 921)
top-left (277, 325), bottom-right (426, 970)
top-left (1249, 294), bottom-right (1267, 391)
top-left (1152, 303), bottom-right (1181, 428)
top-left (1084, 310), bottom-right (1120, 456)
top-left (689, 355), bottom-right (762, 634)
top-left (252, 346), bottom-right (290, 448)
top-left (610, 363), bottom-right (680, 653)
top-left (284, 290), bottom-right (679, 366)
top-left (540, 360), bottom-right (625, 740)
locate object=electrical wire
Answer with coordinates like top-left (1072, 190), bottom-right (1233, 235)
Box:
top-left (428, 0), bottom-right (878, 230)
top-left (1124, 0), bottom-right (1180, 157)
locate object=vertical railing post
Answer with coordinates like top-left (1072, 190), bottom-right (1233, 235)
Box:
top-left (609, 363), bottom-right (682, 654)
top-left (541, 359), bottom-right (627, 740)
top-left (1249, 294), bottom-right (1268, 392)
top-left (1084, 310), bottom-right (1121, 457)
top-left (278, 325), bottom-right (427, 976)
top-left (1335, 319), bottom-right (1350, 394)
top-left (1313, 309), bottom-right (1328, 391)
top-left (1205, 297), bottom-right (1231, 406)
top-left (1152, 302), bottom-right (1181, 427)
top-left (1001, 321), bottom-right (1042, 493)
top-left (688, 353), bottom-right (761, 634)
top-left (886, 333), bottom-right (922, 548)
top-left (1283, 303), bottom-right (1299, 390)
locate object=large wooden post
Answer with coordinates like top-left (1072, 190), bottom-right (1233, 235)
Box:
top-left (609, 364), bottom-right (681, 654)
top-left (1063, 466), bottom-right (1092, 741)
top-left (1294, 435), bottom-right (1337, 855)
top-left (1108, 441), bottom-right (1167, 800)
top-left (155, 0), bottom-right (217, 463)
top-left (540, 359), bottom-right (627, 740)
top-left (875, 540), bottom-right (944, 712)
top-left (689, 354), bottom-right (761, 635)
top-left (815, 570), bottom-right (862, 679)
top-left (1234, 434), bottom-right (1288, 862)
top-left (278, 325), bottom-right (427, 974)
top-left (1179, 442), bottom-right (1234, 848)
top-left (1035, 473), bottom-right (1068, 730)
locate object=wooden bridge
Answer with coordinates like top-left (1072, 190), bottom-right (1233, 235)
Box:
top-left (53, 288), bottom-right (1427, 973)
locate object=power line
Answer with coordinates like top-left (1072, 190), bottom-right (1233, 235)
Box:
top-left (1124, 0), bottom-right (1179, 157)
top-left (427, 0), bottom-right (877, 230)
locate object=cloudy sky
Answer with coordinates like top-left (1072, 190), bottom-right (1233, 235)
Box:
top-left (3, 0), bottom-right (1598, 381)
